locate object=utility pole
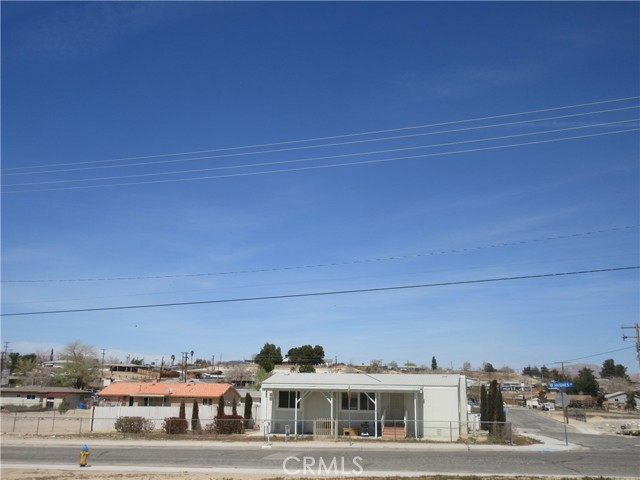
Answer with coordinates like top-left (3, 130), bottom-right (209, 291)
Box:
top-left (101, 349), bottom-right (106, 381)
top-left (0, 342), bottom-right (9, 386)
top-left (560, 361), bottom-right (569, 446)
top-left (622, 323), bottom-right (640, 370)
top-left (181, 351), bottom-right (189, 383)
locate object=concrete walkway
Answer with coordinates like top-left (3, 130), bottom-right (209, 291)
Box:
top-left (0, 432), bottom-right (580, 452)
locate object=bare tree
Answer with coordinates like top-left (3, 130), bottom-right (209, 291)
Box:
top-left (55, 341), bottom-right (99, 390)
top-left (366, 359), bottom-right (384, 373)
top-left (225, 364), bottom-right (250, 385)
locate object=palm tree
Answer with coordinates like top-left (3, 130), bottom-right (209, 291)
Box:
top-left (170, 354), bottom-right (175, 366)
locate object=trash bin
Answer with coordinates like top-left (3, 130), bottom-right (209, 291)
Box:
top-left (360, 422), bottom-right (370, 436)
top-left (80, 445), bottom-right (89, 467)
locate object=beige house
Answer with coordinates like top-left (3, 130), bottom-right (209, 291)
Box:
top-left (0, 386), bottom-right (91, 409)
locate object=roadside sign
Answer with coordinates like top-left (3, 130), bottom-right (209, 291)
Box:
top-left (549, 381), bottom-right (573, 389)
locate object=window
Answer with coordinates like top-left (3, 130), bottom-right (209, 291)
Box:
top-left (360, 392), bottom-right (375, 411)
top-left (341, 392), bottom-right (375, 410)
top-left (278, 391), bottom-right (299, 409)
top-left (26, 394), bottom-right (36, 400)
top-left (341, 392), bottom-right (358, 410)
top-left (202, 398), bottom-right (213, 406)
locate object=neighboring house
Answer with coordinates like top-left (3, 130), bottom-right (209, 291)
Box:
top-left (500, 381), bottom-right (525, 392)
top-left (0, 386), bottom-right (91, 409)
top-left (97, 381), bottom-right (240, 407)
top-left (605, 391), bottom-right (640, 408)
top-left (261, 373), bottom-right (467, 440)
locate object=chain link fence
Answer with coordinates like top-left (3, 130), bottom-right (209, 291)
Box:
top-left (1, 412), bottom-right (512, 444)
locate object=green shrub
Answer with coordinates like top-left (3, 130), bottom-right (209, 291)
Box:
top-left (163, 417), bottom-right (188, 434)
top-left (214, 415), bottom-right (245, 434)
top-left (114, 416), bottom-right (154, 434)
top-left (58, 398), bottom-right (70, 414)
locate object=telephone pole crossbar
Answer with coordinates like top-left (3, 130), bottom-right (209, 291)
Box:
top-left (621, 323), bottom-right (640, 370)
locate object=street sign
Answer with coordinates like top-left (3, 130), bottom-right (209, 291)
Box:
top-left (549, 381), bottom-right (573, 389)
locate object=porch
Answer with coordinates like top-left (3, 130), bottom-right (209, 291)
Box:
top-left (265, 389), bottom-right (422, 439)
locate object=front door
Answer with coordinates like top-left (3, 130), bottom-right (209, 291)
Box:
top-left (389, 393), bottom-right (404, 419)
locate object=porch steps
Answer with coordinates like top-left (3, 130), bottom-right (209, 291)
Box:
top-left (382, 424), bottom-right (405, 440)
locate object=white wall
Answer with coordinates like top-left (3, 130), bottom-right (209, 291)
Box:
top-left (92, 405), bottom-right (222, 431)
top-left (0, 394), bottom-right (43, 407)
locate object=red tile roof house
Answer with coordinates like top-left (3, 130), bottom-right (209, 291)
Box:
top-left (98, 381), bottom-right (240, 407)
top-left (93, 381), bottom-right (241, 432)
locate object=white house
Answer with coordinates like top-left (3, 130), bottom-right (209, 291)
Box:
top-left (261, 373), bottom-right (467, 441)
top-left (605, 391), bottom-right (640, 408)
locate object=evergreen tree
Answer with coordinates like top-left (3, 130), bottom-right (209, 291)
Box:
top-left (549, 369), bottom-right (561, 381)
top-left (243, 392), bottom-right (253, 420)
top-left (540, 365), bottom-right (550, 380)
top-left (217, 395), bottom-right (225, 417)
top-left (431, 356), bottom-right (438, 371)
top-left (601, 358), bottom-right (628, 379)
top-left (287, 345), bottom-right (325, 366)
top-left (254, 343), bottom-right (282, 373)
top-left (179, 400), bottom-right (186, 420)
top-left (572, 368), bottom-right (599, 397)
top-left (487, 380), bottom-right (498, 423)
top-left (601, 359), bottom-right (616, 378)
top-left (483, 362), bottom-right (496, 373)
top-left (494, 387), bottom-right (506, 423)
top-left (480, 384), bottom-right (488, 429)
top-left (624, 392), bottom-right (637, 411)
top-left (232, 398), bottom-right (238, 416)
top-left (191, 400), bottom-right (199, 430)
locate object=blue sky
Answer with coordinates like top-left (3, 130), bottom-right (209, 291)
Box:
top-left (2, 2), bottom-right (639, 373)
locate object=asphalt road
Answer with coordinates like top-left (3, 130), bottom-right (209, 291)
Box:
top-left (508, 407), bottom-right (640, 452)
top-left (2, 442), bottom-right (639, 477)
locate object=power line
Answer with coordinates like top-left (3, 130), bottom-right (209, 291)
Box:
top-left (4, 127), bottom-right (638, 194)
top-left (4, 96), bottom-right (638, 172)
top-left (1, 266), bottom-right (637, 317)
top-left (3, 225), bottom-right (636, 283)
top-left (551, 346), bottom-right (637, 365)
top-left (5, 118), bottom-right (637, 188)
top-left (4, 105), bottom-right (637, 177)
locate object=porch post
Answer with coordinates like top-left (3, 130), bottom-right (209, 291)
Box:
top-left (374, 392), bottom-right (379, 437)
top-left (330, 392), bottom-right (334, 436)
top-left (414, 392), bottom-right (418, 439)
top-left (294, 391), bottom-right (298, 436)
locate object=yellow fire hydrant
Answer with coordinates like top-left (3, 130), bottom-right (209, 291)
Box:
top-left (80, 445), bottom-right (89, 467)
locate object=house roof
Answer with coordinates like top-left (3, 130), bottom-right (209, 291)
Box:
top-left (0, 386), bottom-right (90, 395)
top-left (98, 381), bottom-right (237, 398)
top-left (262, 373), bottom-right (463, 392)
